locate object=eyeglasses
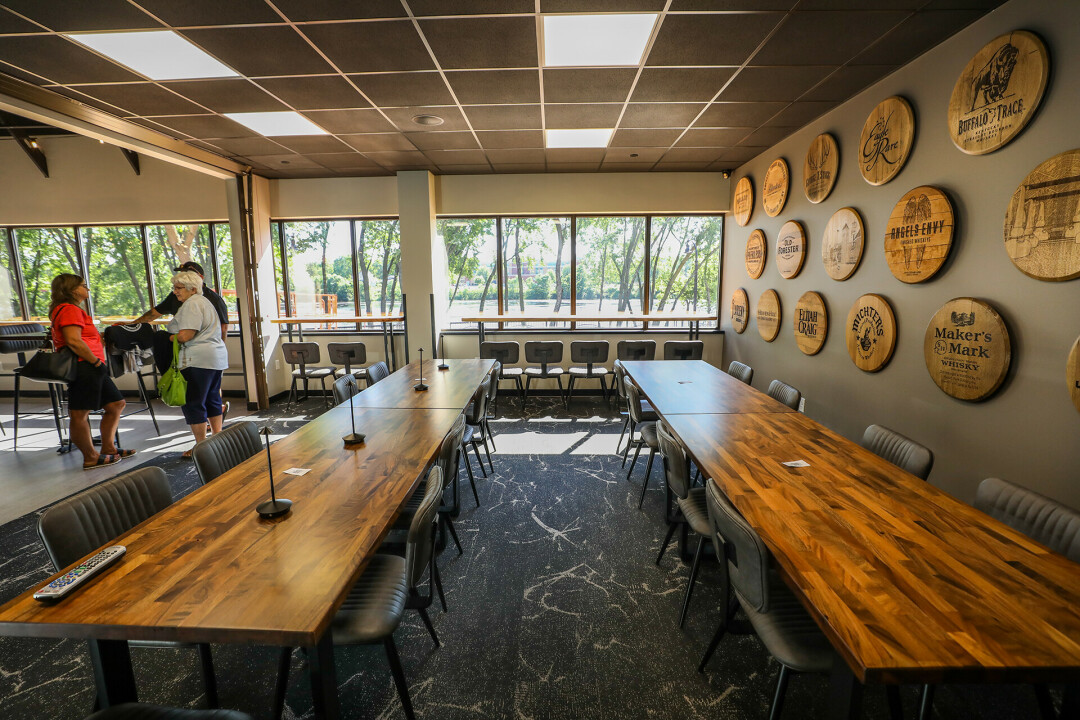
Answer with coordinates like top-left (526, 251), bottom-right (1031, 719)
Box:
top-left (172, 285), bottom-right (185, 291)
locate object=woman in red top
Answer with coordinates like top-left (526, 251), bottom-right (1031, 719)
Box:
top-left (49, 273), bottom-right (134, 469)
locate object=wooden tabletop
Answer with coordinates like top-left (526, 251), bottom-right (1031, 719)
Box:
top-left (348, 358), bottom-right (494, 410)
top-left (662, 411), bottom-right (1080, 685)
top-left (621, 360), bottom-right (797, 415)
top-left (0, 405), bottom-right (461, 647)
top-left (271, 315), bottom-right (403, 324)
top-left (460, 312), bottom-right (716, 323)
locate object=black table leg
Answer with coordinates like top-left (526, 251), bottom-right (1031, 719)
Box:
top-left (389, 324), bottom-right (398, 370)
top-left (308, 631), bottom-right (340, 720)
top-left (87, 639), bottom-right (138, 708)
top-left (381, 322), bottom-right (391, 371)
top-left (478, 321), bottom-right (485, 349)
top-left (1062, 684), bottom-right (1079, 720)
top-left (827, 658), bottom-right (863, 720)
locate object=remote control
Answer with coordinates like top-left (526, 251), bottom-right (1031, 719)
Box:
top-left (33, 545), bottom-right (126, 601)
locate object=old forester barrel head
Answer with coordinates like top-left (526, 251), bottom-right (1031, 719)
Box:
top-left (924, 297), bottom-right (1011, 401)
top-left (776, 220), bottom-right (807, 279)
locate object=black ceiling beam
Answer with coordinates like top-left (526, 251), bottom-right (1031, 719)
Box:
top-left (0, 114), bottom-right (48, 178)
top-left (121, 147), bottom-right (141, 175)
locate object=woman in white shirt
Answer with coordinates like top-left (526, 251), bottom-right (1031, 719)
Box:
top-left (168, 270), bottom-right (229, 457)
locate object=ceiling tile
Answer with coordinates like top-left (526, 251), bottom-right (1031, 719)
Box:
top-left (411, 0), bottom-right (534, 14)
top-left (660, 147), bottom-right (726, 162)
top-left (333, 167), bottom-right (392, 177)
top-left (739, 126), bottom-right (795, 146)
top-left (603, 147), bottom-right (666, 163)
top-left (132, 0), bottom-right (283, 26)
top-left (647, 13), bottom-right (785, 66)
top-left (209, 136), bottom-right (292, 155)
top-left (695, 102), bottom-right (788, 127)
top-left (382, 105), bottom-right (469, 132)
top-left (125, 116), bottom-right (189, 139)
top-left (631, 68), bottom-right (736, 103)
top-left (48, 86), bottom-right (131, 114)
top-left (338, 133), bottom-right (417, 152)
top-left (161, 79), bottom-right (287, 112)
top-left (543, 69), bottom-right (636, 104)
top-left (1, 0), bottom-right (161, 31)
top-left (717, 146), bottom-right (766, 162)
top-left (0, 62), bottom-right (50, 85)
top-left (610, 129), bottom-right (682, 147)
top-left (445, 70), bottom-right (540, 105)
top-left (464, 105), bottom-right (542, 130)
top-left (652, 160), bottom-right (714, 171)
top-left (273, 135), bottom-right (353, 153)
top-left (405, 131), bottom-right (480, 150)
top-left (476, 130), bottom-right (544, 149)
top-left (0, 8), bottom-right (43, 32)
top-left (620, 103), bottom-right (705, 128)
top-left (670, 0), bottom-right (796, 8)
top-left (271, 0), bottom-right (405, 21)
top-left (244, 153), bottom-right (321, 169)
top-left (301, 21), bottom-right (433, 73)
top-left (798, 65), bottom-right (896, 102)
top-left (350, 72), bottom-right (453, 107)
top-left (920, 0), bottom-right (1006, 9)
top-left (676, 128), bottom-right (755, 147)
top-left (485, 148), bottom-right (546, 164)
top-left (547, 162), bottom-right (602, 172)
top-left (254, 76), bottom-right (370, 111)
top-left (796, 0), bottom-right (923, 8)
top-left (418, 17), bottom-right (537, 69)
top-left (0, 36), bottom-right (142, 83)
top-left (180, 26), bottom-right (334, 77)
top-left (601, 162), bottom-right (656, 172)
top-left (492, 163), bottom-right (547, 173)
top-left (850, 10), bottom-right (983, 66)
top-left (363, 150), bottom-right (433, 167)
top-left (437, 164), bottom-right (495, 175)
top-left (752, 11), bottom-right (909, 66)
top-left (149, 114), bottom-right (252, 138)
top-left (546, 148), bottom-right (605, 163)
top-left (302, 109), bottom-right (397, 134)
top-left (717, 66), bottom-right (835, 102)
top-left (542, 0), bottom-right (666, 9)
top-left (69, 83), bottom-right (206, 116)
top-left (545, 104), bottom-right (622, 128)
top-left (305, 152), bottom-right (380, 169)
top-left (424, 149), bottom-right (489, 165)
top-left (766, 101), bottom-right (835, 127)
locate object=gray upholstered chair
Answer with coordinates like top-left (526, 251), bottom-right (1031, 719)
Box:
top-left (767, 379), bottom-right (801, 410)
top-left (522, 340), bottom-right (566, 408)
top-left (192, 421), bottom-right (262, 485)
top-left (86, 705), bottom-right (251, 720)
top-left (464, 382), bottom-right (494, 479)
top-left (613, 361), bottom-right (657, 454)
top-left (480, 341), bottom-right (524, 400)
top-left (281, 342), bottom-right (334, 409)
top-left (435, 414), bottom-right (468, 549)
top-left (567, 340), bottom-right (612, 405)
top-left (366, 360), bottom-right (390, 384)
top-left (484, 360), bottom-right (501, 430)
top-left (327, 341), bottom-right (370, 385)
top-left (726, 360), bottom-right (753, 385)
top-left (616, 339), bottom-right (656, 361)
top-left (860, 424), bottom-right (934, 480)
top-left (655, 420), bottom-right (710, 627)
top-left (37, 467), bottom-right (219, 709)
top-left (623, 379), bottom-right (659, 487)
top-left (332, 373), bottom-right (361, 405)
top-left (663, 340), bottom-right (703, 360)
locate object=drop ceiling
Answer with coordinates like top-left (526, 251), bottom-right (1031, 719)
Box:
top-left (0, 0), bottom-right (1004, 179)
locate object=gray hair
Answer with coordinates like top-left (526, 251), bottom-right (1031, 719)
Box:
top-left (171, 270), bottom-right (203, 294)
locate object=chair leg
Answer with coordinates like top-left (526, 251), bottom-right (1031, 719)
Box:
top-left (599, 375), bottom-right (609, 405)
top-left (417, 607), bottom-right (440, 647)
top-left (523, 376), bottom-right (532, 405)
top-left (443, 515), bottom-right (463, 555)
top-left (615, 416), bottom-right (629, 454)
top-left (485, 417), bottom-right (496, 451)
top-left (12, 373), bottom-right (19, 450)
top-left (918, 684), bottom-right (935, 720)
top-left (656, 521), bottom-right (679, 564)
top-left (698, 619), bottom-right (727, 672)
top-left (1034, 684), bottom-right (1055, 720)
top-left (471, 440), bottom-right (488, 478)
top-left (383, 637), bottom-right (416, 720)
top-left (197, 642), bottom-right (219, 708)
top-left (678, 535), bottom-right (705, 628)
top-left (637, 448), bottom-right (657, 509)
top-left (272, 647), bottom-right (292, 720)
top-left (136, 371), bottom-right (160, 435)
top-left (885, 686), bottom-right (904, 720)
top-left (556, 375), bottom-right (567, 409)
top-left (432, 562), bottom-right (447, 612)
top-left (768, 664), bottom-right (792, 720)
top-left (626, 442), bottom-right (643, 479)
top-left (287, 377), bottom-right (297, 410)
top-left (515, 376), bottom-right (525, 402)
top-left (462, 451), bottom-right (480, 506)
top-left (49, 383), bottom-right (65, 446)
top-left (566, 375), bottom-right (575, 406)
top-left (321, 377), bottom-right (331, 409)
top-left (621, 421), bottom-right (636, 468)
top-left (481, 431), bottom-right (495, 473)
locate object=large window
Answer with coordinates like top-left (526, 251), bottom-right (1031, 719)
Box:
top-left (649, 217), bottom-right (722, 326)
top-left (82, 226), bottom-right (149, 318)
top-left (0, 231), bottom-right (22, 320)
top-left (354, 220), bottom-right (402, 315)
top-left (147, 224), bottom-right (212, 303)
top-left (502, 217), bottom-right (570, 324)
top-left (214, 224), bottom-right (237, 316)
top-left (13, 227), bottom-right (80, 320)
top-left (441, 218), bottom-right (499, 321)
top-left (576, 216), bottom-right (645, 327)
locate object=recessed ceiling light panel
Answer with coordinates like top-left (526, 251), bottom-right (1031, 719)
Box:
top-left (224, 112), bottom-right (328, 137)
top-left (67, 31), bottom-right (238, 80)
top-left (543, 14), bottom-right (657, 67)
top-left (546, 128), bottom-right (614, 149)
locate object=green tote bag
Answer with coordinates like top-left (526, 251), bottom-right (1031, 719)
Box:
top-left (159, 338), bottom-right (188, 407)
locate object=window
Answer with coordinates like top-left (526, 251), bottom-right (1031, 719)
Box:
top-left (278, 221), bottom-right (353, 328)
top-left (649, 216), bottom-right (722, 328)
top-left (13, 227), bottom-right (80, 320)
top-left (81, 226), bottom-right (150, 318)
top-left (0, 231), bottom-right (22, 320)
top-left (501, 217), bottom-right (570, 326)
top-left (354, 220), bottom-right (402, 315)
top-left (146, 224), bottom-right (212, 307)
top-left (441, 218), bottom-right (498, 328)
top-left (576, 216), bottom-right (645, 328)
top-left (213, 224), bottom-right (237, 319)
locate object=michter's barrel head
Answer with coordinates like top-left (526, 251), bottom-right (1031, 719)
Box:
top-left (731, 288), bottom-right (749, 333)
top-left (745, 229), bottom-right (767, 279)
top-left (776, 220), bottom-right (806, 279)
top-left (924, 297), bottom-right (1011, 401)
top-left (757, 289), bottom-right (781, 342)
top-left (1004, 148), bottom-right (1080, 281)
top-left (1069, 336), bottom-right (1080, 413)
top-left (733, 176), bottom-right (754, 226)
top-left (949, 30), bottom-right (1048, 155)
top-left (794, 291), bottom-right (827, 356)
top-left (804, 133), bottom-right (839, 204)
top-left (846, 294), bottom-right (896, 372)
top-left (822, 207), bottom-right (865, 281)
top-left (859, 96), bottom-right (914, 186)
top-left (762, 158), bottom-right (789, 217)
top-left (884, 185), bottom-right (955, 283)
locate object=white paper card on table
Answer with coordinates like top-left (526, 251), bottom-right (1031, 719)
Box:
top-left (782, 460), bottom-right (810, 468)
top-left (284, 467), bottom-right (311, 476)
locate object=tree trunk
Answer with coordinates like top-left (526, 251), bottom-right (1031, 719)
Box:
top-left (164, 225), bottom-right (196, 265)
top-left (597, 245), bottom-right (607, 311)
top-left (356, 224), bottom-right (372, 314)
top-left (553, 221), bottom-right (566, 312)
top-left (514, 224), bottom-right (524, 312)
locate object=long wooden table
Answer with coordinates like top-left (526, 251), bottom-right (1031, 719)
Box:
top-left (0, 362), bottom-right (490, 718)
top-left (348, 358), bottom-right (493, 410)
top-left (621, 359), bottom-right (797, 415)
top-left (623, 363), bottom-right (1080, 717)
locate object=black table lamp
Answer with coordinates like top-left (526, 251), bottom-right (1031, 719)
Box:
top-left (414, 348), bottom-right (428, 391)
top-left (257, 426), bottom-right (292, 519)
top-left (342, 375), bottom-right (365, 445)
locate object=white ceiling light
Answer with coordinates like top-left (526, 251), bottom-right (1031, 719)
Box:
top-left (224, 112), bottom-right (328, 137)
top-left (546, 128), bottom-right (614, 149)
top-left (543, 14), bottom-right (658, 67)
top-left (66, 31), bottom-right (238, 80)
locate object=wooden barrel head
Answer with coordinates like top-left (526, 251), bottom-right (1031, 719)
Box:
top-left (822, 207), bottom-right (864, 281)
top-left (924, 297), bottom-right (1011, 401)
top-left (1069, 336), bottom-right (1080, 413)
top-left (859, 96), bottom-right (914, 186)
top-left (733, 176), bottom-right (754, 226)
top-left (745, 229), bottom-right (767, 279)
top-left (949, 30), bottom-right (1049, 155)
top-left (1004, 148), bottom-right (1080, 281)
top-left (804, 133), bottom-right (839, 203)
top-left (763, 158), bottom-right (790, 217)
top-left (794, 291), bottom-right (828, 356)
top-left (776, 220), bottom-right (807, 279)
top-left (757, 289), bottom-right (781, 342)
top-left (731, 288), bottom-right (749, 333)
top-left (884, 185), bottom-right (955, 283)
top-left (846, 294), bottom-right (896, 372)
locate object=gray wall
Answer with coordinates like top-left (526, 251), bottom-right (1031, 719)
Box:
top-left (722, 0), bottom-right (1080, 508)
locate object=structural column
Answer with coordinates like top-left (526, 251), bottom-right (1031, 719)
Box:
top-left (397, 171), bottom-right (449, 360)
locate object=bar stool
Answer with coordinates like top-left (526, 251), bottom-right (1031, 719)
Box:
top-left (616, 339), bottom-right (656, 361)
top-left (663, 340), bottom-right (703, 360)
top-left (480, 341), bottom-right (525, 402)
top-left (567, 340), bottom-right (612, 406)
top-left (523, 341), bottom-right (566, 409)
top-left (327, 341), bottom-right (371, 386)
top-left (0, 323), bottom-right (65, 449)
top-left (281, 342), bottom-right (334, 409)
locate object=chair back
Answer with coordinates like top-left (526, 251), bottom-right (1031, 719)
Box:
top-left (192, 421), bottom-right (263, 485)
top-left (281, 342), bottom-right (321, 368)
top-left (465, 382), bottom-right (488, 425)
top-left (406, 466), bottom-right (444, 590)
top-left (480, 341), bottom-right (520, 366)
top-left (327, 342), bottom-right (366, 373)
top-left (437, 414), bottom-right (467, 483)
top-left (656, 420), bottom-right (692, 501)
top-left (613, 360), bottom-right (627, 400)
top-left (617, 339), bottom-right (656, 361)
top-left (975, 477), bottom-right (1080, 562)
top-left (767, 379), bottom-right (801, 410)
top-left (38, 466), bottom-right (173, 570)
top-left (663, 340), bottom-right (703, 360)
top-left (0, 323), bottom-right (46, 357)
top-left (726, 361), bottom-right (754, 385)
top-left (485, 362), bottom-right (500, 404)
top-left (624, 378), bottom-right (647, 424)
top-left (524, 340), bottom-right (563, 370)
top-left (706, 478), bottom-right (771, 613)
top-left (366, 361), bottom-right (390, 384)
top-left (570, 340), bottom-right (610, 367)
top-left (860, 424), bottom-right (934, 480)
top-left (333, 374), bottom-right (361, 405)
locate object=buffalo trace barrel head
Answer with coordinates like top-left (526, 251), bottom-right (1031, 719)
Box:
top-left (923, 297), bottom-right (1011, 401)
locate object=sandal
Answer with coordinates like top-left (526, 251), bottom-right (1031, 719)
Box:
top-left (181, 450), bottom-right (194, 459)
top-left (83, 453), bottom-right (120, 471)
top-left (116, 449), bottom-right (137, 460)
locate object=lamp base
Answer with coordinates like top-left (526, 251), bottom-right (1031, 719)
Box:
top-left (257, 498), bottom-right (292, 519)
top-left (414, 382), bottom-right (429, 391)
top-left (437, 360), bottom-right (449, 370)
top-left (342, 432), bottom-right (366, 445)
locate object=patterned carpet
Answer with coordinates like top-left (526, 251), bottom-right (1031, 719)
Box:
top-left (0, 394), bottom-right (1057, 719)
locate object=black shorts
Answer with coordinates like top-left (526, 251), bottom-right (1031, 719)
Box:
top-left (67, 360), bottom-right (124, 411)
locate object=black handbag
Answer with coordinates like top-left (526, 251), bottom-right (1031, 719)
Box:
top-left (20, 328), bottom-right (78, 383)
